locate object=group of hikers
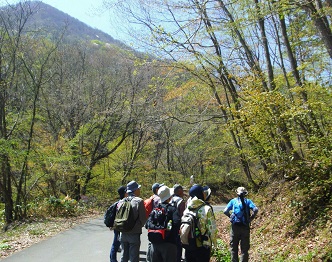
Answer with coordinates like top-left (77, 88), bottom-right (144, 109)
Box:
top-left (105, 180), bottom-right (258, 262)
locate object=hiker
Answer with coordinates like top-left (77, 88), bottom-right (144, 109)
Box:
top-left (147, 185), bottom-right (181, 262)
top-left (183, 184), bottom-right (217, 262)
top-left (151, 183), bottom-right (164, 209)
top-left (110, 186), bottom-right (126, 262)
top-left (172, 184), bottom-right (186, 262)
top-left (146, 183), bottom-right (164, 262)
top-left (223, 187), bottom-right (258, 262)
top-left (119, 181), bottom-right (147, 262)
top-left (172, 184), bottom-right (186, 216)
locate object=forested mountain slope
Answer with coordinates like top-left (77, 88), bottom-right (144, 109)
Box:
top-left (22, 1), bottom-right (121, 44)
top-left (0, 1), bottom-right (331, 261)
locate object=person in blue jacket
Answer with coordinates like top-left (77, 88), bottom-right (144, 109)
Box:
top-left (223, 187), bottom-right (258, 262)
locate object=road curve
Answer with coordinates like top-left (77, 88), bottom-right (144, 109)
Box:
top-left (1, 205), bottom-right (225, 262)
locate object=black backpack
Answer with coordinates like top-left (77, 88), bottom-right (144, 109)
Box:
top-left (146, 204), bottom-right (172, 243)
top-left (104, 201), bottom-right (118, 227)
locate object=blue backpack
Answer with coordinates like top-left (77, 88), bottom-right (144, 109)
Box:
top-left (230, 198), bottom-right (249, 226)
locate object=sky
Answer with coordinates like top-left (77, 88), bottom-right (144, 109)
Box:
top-left (3, 0), bottom-right (128, 42)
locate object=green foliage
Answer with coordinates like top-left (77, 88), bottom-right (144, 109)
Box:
top-left (45, 196), bottom-right (79, 217)
top-left (28, 228), bottom-right (45, 236)
top-left (211, 239), bottom-right (231, 262)
top-left (0, 206), bottom-right (4, 227)
top-left (1, 10), bottom-right (332, 262)
top-left (0, 242), bottom-right (11, 251)
top-left (323, 251), bottom-right (332, 262)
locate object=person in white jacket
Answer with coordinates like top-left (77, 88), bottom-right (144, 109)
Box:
top-left (182, 184), bottom-right (217, 262)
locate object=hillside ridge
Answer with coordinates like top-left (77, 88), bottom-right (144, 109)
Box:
top-left (3, 1), bottom-right (126, 47)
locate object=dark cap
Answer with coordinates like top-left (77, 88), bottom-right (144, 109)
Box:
top-left (152, 183), bottom-right (164, 194)
top-left (117, 186), bottom-right (126, 199)
top-left (189, 184), bottom-right (204, 200)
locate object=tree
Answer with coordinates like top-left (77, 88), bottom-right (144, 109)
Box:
top-left (103, 0), bottom-right (332, 187)
top-left (0, 1), bottom-right (60, 223)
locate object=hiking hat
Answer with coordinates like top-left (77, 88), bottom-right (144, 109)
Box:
top-left (203, 185), bottom-right (212, 201)
top-left (189, 184), bottom-right (204, 200)
top-left (158, 185), bottom-right (174, 203)
top-left (126, 180), bottom-right (141, 193)
top-left (236, 186), bottom-right (248, 196)
top-left (152, 183), bottom-right (164, 194)
top-left (117, 186), bottom-right (126, 199)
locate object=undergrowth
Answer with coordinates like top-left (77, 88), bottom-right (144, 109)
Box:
top-left (215, 179), bottom-right (332, 261)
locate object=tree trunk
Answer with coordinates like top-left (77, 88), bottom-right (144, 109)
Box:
top-left (303, 1), bottom-right (332, 59)
top-left (0, 155), bottom-right (14, 225)
top-left (254, 0), bottom-right (275, 91)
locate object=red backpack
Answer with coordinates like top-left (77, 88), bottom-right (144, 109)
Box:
top-left (144, 195), bottom-right (155, 219)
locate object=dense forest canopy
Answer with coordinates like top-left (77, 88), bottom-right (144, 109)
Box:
top-left (0, 0), bottom-right (331, 236)
top-left (102, 0), bottom-right (332, 191)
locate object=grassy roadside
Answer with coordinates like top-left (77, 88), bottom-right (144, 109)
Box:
top-left (1, 180), bottom-right (331, 261)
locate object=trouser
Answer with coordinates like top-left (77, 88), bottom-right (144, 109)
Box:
top-left (176, 235), bottom-right (183, 262)
top-left (146, 242), bottom-right (152, 262)
top-left (151, 242), bottom-right (177, 262)
top-left (110, 230), bottom-right (121, 262)
top-left (184, 246), bottom-right (211, 262)
top-left (230, 224), bottom-right (250, 262)
top-left (120, 232), bottom-right (141, 262)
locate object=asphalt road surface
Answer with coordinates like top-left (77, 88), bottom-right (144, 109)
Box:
top-left (1, 205), bottom-right (225, 262)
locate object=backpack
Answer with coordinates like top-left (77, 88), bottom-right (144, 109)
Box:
top-left (172, 196), bottom-right (183, 209)
top-left (104, 201), bottom-right (119, 227)
top-left (113, 197), bottom-right (136, 232)
top-left (230, 198), bottom-right (249, 226)
top-left (143, 196), bottom-right (154, 219)
top-left (146, 204), bottom-right (172, 244)
top-left (180, 206), bottom-right (204, 250)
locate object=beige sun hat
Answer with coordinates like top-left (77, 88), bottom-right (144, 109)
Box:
top-left (236, 186), bottom-right (248, 196)
top-left (158, 186), bottom-right (174, 203)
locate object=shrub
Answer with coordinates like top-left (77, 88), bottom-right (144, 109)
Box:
top-left (46, 196), bottom-right (78, 217)
top-left (211, 239), bottom-right (231, 262)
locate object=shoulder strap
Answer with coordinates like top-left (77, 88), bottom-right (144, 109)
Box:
top-left (205, 202), bottom-right (214, 214)
top-left (192, 203), bottom-right (205, 225)
top-left (195, 203), bottom-right (205, 213)
top-left (172, 196), bottom-right (182, 205)
top-left (240, 196), bottom-right (249, 224)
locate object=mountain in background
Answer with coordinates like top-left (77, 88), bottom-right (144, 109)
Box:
top-left (6, 1), bottom-right (127, 47)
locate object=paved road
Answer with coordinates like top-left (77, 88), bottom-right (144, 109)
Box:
top-left (1, 205), bottom-right (225, 262)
